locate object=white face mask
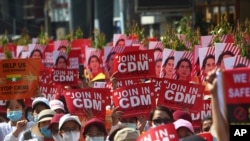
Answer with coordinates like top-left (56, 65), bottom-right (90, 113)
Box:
top-left (53, 134), bottom-right (63, 141)
top-left (179, 138), bottom-right (184, 141)
top-left (85, 136), bottom-right (105, 141)
top-left (52, 134), bottom-right (63, 141)
top-left (62, 131), bottom-right (80, 141)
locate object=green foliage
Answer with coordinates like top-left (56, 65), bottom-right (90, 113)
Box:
top-left (0, 31), bottom-right (12, 59)
top-left (92, 29), bottom-right (106, 49)
top-left (37, 26), bottom-right (49, 45)
top-left (16, 28), bottom-right (31, 45)
top-left (74, 27), bottom-right (84, 39)
top-left (125, 22), bottom-right (145, 42)
top-left (210, 14), bottom-right (232, 45)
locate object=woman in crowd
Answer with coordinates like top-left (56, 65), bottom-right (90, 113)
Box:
top-left (105, 52), bottom-right (116, 79)
top-left (87, 55), bottom-right (105, 81)
top-left (0, 99), bottom-right (33, 141)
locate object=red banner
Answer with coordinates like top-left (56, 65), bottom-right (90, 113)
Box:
top-left (63, 88), bottom-right (111, 120)
top-left (137, 123), bottom-right (178, 141)
top-left (0, 59), bottom-right (41, 100)
top-left (157, 78), bottom-right (204, 112)
top-left (112, 83), bottom-right (156, 118)
top-left (220, 68), bottom-right (250, 124)
top-left (39, 83), bottom-right (59, 101)
top-left (52, 68), bottom-right (78, 85)
top-left (114, 50), bottom-right (155, 79)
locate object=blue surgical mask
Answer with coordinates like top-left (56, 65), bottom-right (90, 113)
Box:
top-left (27, 112), bottom-right (33, 122)
top-left (33, 114), bottom-right (39, 122)
top-left (122, 123), bottom-right (137, 130)
top-left (7, 110), bottom-right (23, 121)
top-left (85, 136), bottom-right (104, 141)
top-left (40, 126), bottom-right (52, 138)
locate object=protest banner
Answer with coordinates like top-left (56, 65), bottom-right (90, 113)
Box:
top-left (217, 68), bottom-right (250, 125)
top-left (63, 88), bottom-right (111, 120)
top-left (52, 68), bottom-right (78, 85)
top-left (0, 58), bottom-right (40, 99)
top-left (114, 50), bottom-right (155, 79)
top-left (112, 83), bottom-right (156, 118)
top-left (191, 99), bottom-right (212, 129)
top-left (137, 123), bottom-right (178, 141)
top-left (0, 100), bottom-right (6, 113)
top-left (39, 83), bottom-right (60, 101)
top-left (157, 78), bottom-right (204, 112)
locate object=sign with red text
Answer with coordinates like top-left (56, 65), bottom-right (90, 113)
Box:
top-left (219, 68), bottom-right (250, 124)
top-left (157, 78), bottom-right (204, 112)
top-left (64, 88), bottom-right (111, 119)
top-left (39, 83), bottom-right (58, 101)
top-left (112, 83), bottom-right (156, 118)
top-left (114, 50), bottom-right (155, 79)
top-left (137, 123), bottom-right (178, 141)
top-left (0, 59), bottom-right (40, 100)
top-left (52, 68), bottom-right (78, 85)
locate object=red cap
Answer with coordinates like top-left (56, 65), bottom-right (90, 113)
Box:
top-left (82, 118), bottom-right (107, 136)
top-left (48, 113), bottom-right (65, 129)
top-left (173, 110), bottom-right (192, 123)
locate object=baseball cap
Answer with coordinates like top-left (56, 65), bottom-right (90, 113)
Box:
top-left (173, 110), bottom-right (192, 123)
top-left (82, 117), bottom-right (107, 136)
top-left (48, 113), bottom-right (65, 129)
top-left (31, 109), bottom-right (55, 137)
top-left (174, 119), bottom-right (194, 133)
top-left (59, 114), bottom-right (82, 130)
top-left (49, 99), bottom-right (65, 112)
top-left (108, 124), bottom-right (127, 141)
top-left (113, 127), bottom-right (139, 141)
top-left (32, 97), bottom-right (50, 109)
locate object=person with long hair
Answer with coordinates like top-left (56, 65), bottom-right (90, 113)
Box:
top-left (162, 56), bottom-right (174, 79)
top-left (176, 58), bottom-right (192, 81)
top-left (55, 56), bottom-right (67, 69)
top-left (87, 55), bottom-right (105, 81)
top-left (105, 52), bottom-right (116, 79)
top-left (217, 51), bottom-right (234, 70)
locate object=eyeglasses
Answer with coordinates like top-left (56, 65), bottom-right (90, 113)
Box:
top-left (152, 118), bottom-right (172, 125)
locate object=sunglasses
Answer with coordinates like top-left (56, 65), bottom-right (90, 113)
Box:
top-left (152, 118), bottom-right (172, 125)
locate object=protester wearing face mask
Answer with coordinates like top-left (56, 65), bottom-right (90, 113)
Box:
top-left (58, 114), bottom-right (82, 141)
top-left (20, 97), bottom-right (51, 141)
top-left (82, 117), bottom-right (107, 141)
top-left (48, 114), bottom-right (65, 141)
top-left (0, 99), bottom-right (34, 141)
top-left (27, 109), bottom-right (55, 141)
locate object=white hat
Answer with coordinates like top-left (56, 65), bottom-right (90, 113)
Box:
top-left (32, 97), bottom-right (50, 109)
top-left (49, 99), bottom-right (65, 112)
top-left (59, 114), bottom-right (82, 130)
top-left (31, 109), bottom-right (55, 137)
top-left (174, 119), bottom-right (194, 133)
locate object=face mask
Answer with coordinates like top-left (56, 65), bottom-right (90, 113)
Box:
top-left (53, 134), bottom-right (63, 141)
top-left (62, 131), bottom-right (80, 141)
top-left (85, 136), bottom-right (104, 141)
top-left (27, 112), bottom-right (33, 122)
top-left (40, 126), bottom-right (52, 138)
top-left (7, 110), bottom-right (23, 121)
top-left (33, 115), bottom-right (39, 122)
top-left (123, 123), bottom-right (137, 130)
top-left (179, 139), bottom-right (184, 141)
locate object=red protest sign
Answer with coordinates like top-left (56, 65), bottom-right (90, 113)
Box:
top-left (39, 83), bottom-right (58, 101)
top-left (220, 68), bottom-right (250, 124)
top-left (137, 123), bottom-right (178, 141)
top-left (63, 88), bottom-right (111, 120)
top-left (39, 69), bottom-right (53, 85)
top-left (157, 78), bottom-right (204, 112)
top-left (0, 59), bottom-right (41, 100)
top-left (0, 100), bottom-right (6, 113)
top-left (52, 68), bottom-right (78, 85)
top-left (114, 50), bottom-right (155, 79)
top-left (115, 78), bottom-right (143, 88)
top-left (191, 99), bottom-right (212, 129)
top-left (112, 83), bottom-right (156, 118)
top-left (198, 132), bottom-right (213, 141)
